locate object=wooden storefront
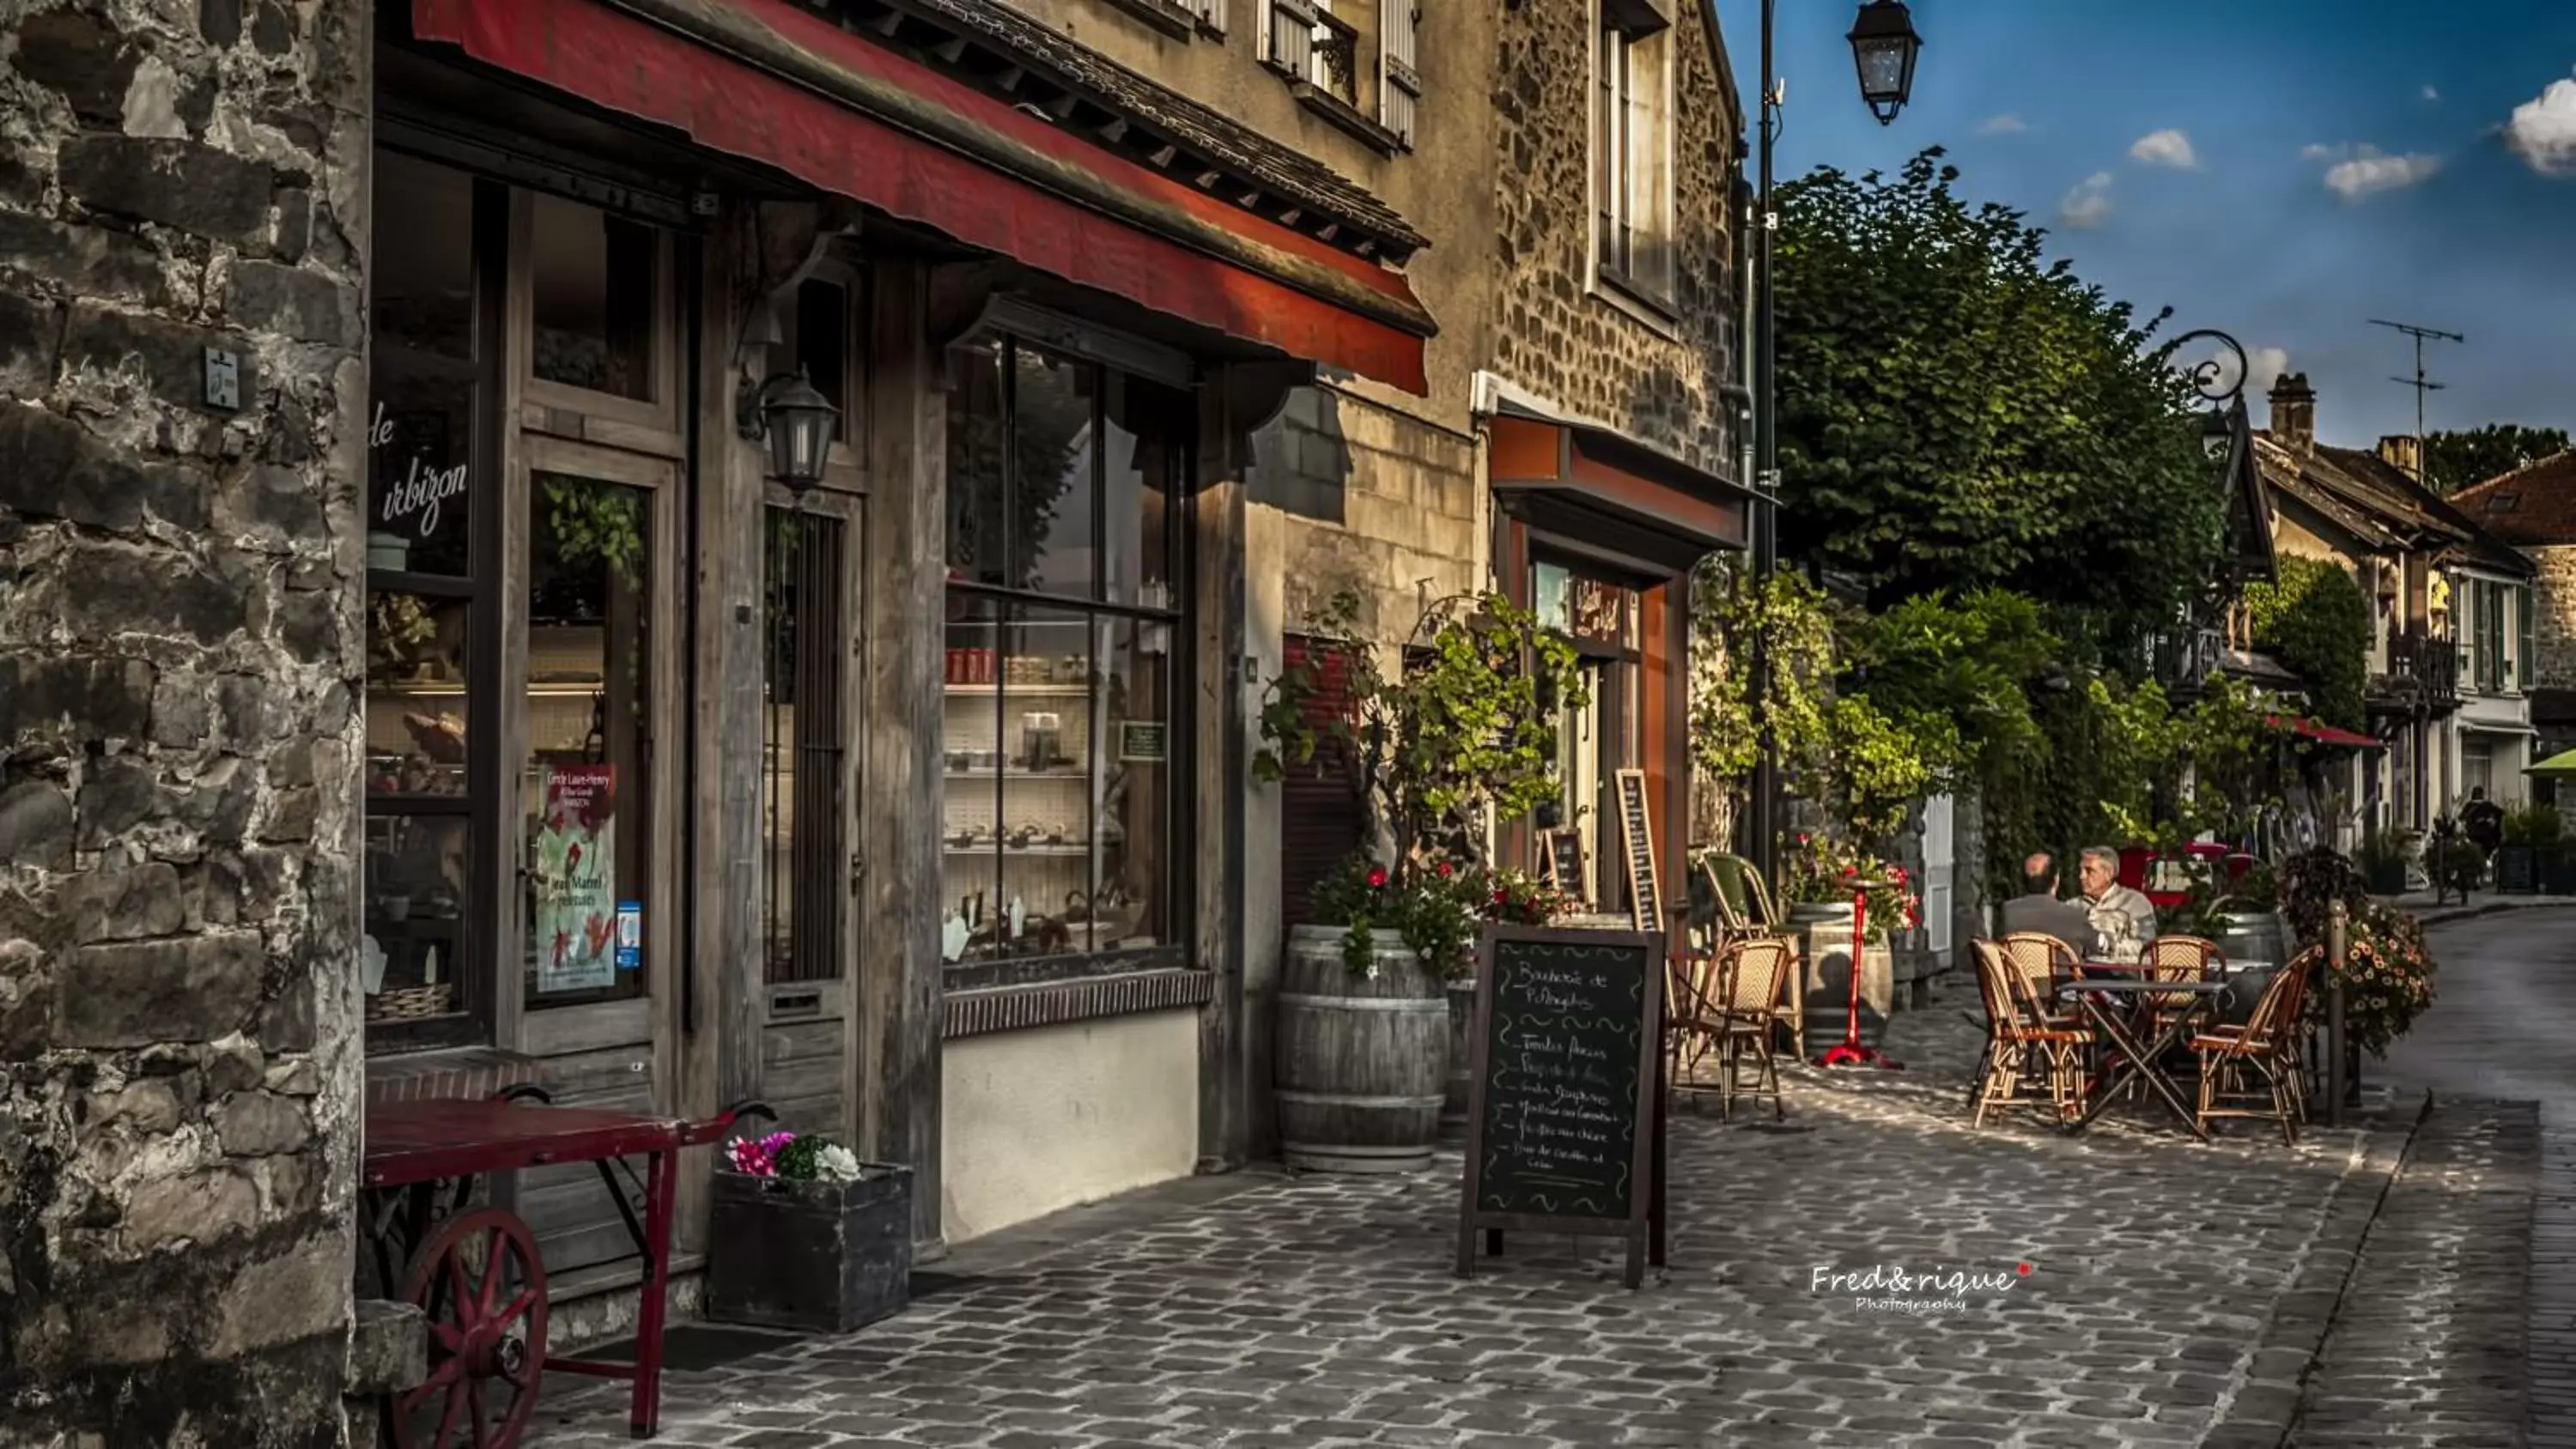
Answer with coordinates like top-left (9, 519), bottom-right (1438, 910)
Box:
top-left (361, 0), bottom-right (1435, 1291)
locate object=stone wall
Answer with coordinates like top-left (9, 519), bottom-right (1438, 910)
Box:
top-left (0, 2), bottom-right (368, 1443)
top-left (1489, 1), bottom-right (1741, 479)
top-left (1254, 383), bottom-right (1482, 647)
top-left (2527, 544), bottom-right (2576, 693)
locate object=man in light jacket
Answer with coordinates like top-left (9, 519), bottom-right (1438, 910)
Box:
top-left (2077, 845), bottom-right (2159, 961)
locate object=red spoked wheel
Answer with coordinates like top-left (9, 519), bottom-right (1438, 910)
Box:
top-left (390, 1207), bottom-right (549, 1449)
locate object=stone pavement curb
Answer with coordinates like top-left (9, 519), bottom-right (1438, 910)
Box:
top-left (2200, 1090), bottom-right (2433, 1449)
top-left (2393, 895), bottom-right (2576, 928)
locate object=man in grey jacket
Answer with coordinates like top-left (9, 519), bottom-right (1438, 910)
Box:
top-left (1999, 852), bottom-right (2092, 954)
top-left (2076, 845), bottom-right (2159, 960)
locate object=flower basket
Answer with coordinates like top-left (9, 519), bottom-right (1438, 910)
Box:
top-left (706, 1157), bottom-right (913, 1335)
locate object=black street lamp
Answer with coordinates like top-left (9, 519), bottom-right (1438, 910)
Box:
top-left (1845, 1), bottom-right (1924, 125)
top-left (1747, 0), bottom-right (1926, 891)
top-left (738, 368), bottom-right (841, 495)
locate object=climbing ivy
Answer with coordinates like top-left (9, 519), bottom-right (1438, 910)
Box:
top-left (2243, 555), bottom-right (2372, 731)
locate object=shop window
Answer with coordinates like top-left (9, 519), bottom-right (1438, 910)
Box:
top-left (523, 474), bottom-right (654, 1007)
top-left (364, 150), bottom-right (492, 1041)
top-left (530, 191), bottom-right (658, 401)
top-left (763, 508), bottom-right (849, 984)
top-left (940, 336), bottom-right (1187, 976)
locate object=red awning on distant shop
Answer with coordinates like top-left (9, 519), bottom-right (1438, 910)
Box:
top-left (2265, 714), bottom-right (2384, 749)
top-left (409, 0), bottom-right (1434, 392)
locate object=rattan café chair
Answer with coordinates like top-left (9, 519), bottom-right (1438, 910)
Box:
top-left (1968, 940), bottom-right (2093, 1128)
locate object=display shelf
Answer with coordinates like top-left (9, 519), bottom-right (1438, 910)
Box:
top-left (943, 684), bottom-right (1092, 698)
top-left (945, 768), bottom-right (1087, 780)
top-left (943, 843), bottom-right (1089, 857)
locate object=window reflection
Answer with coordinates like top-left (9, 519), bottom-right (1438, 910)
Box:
top-left (524, 474), bottom-right (653, 1005)
top-left (374, 151), bottom-right (475, 360)
top-left (945, 341), bottom-right (1008, 588)
top-left (365, 815), bottom-right (471, 1024)
top-left (530, 192), bottom-right (658, 400)
top-left (366, 591), bottom-right (472, 797)
top-left (1011, 347), bottom-right (1097, 597)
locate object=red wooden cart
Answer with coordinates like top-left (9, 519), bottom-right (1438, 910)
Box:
top-left (360, 1088), bottom-right (773, 1447)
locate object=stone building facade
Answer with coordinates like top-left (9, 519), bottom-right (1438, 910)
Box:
top-left (0, 0), bottom-right (1747, 1437)
top-left (2448, 452), bottom-right (2576, 766)
top-left (0, 0), bottom-right (370, 1441)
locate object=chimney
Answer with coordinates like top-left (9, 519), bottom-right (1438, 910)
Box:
top-left (2269, 373), bottom-right (2316, 453)
top-left (2378, 434), bottom-right (2423, 482)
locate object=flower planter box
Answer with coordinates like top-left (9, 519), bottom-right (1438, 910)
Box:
top-left (705, 1162), bottom-right (912, 1335)
top-left (2545, 848), bottom-right (2576, 896)
top-left (2364, 858), bottom-right (2409, 897)
top-left (2494, 845), bottom-right (2539, 895)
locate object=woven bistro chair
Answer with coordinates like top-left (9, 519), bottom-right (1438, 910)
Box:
top-left (1996, 932), bottom-right (2082, 1026)
top-left (2142, 934), bottom-right (2223, 1038)
top-left (1968, 941), bottom-right (2093, 1128)
top-left (1710, 935), bottom-right (1795, 1122)
top-left (1701, 854), bottom-right (1804, 1058)
top-left (2190, 949), bottom-right (2319, 1145)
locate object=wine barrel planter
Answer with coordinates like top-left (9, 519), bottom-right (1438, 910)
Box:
top-left (1276, 925), bottom-right (1449, 1173)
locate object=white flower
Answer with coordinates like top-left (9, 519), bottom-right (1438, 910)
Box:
top-left (1366, 964), bottom-right (1382, 981)
top-left (812, 1143), bottom-right (864, 1184)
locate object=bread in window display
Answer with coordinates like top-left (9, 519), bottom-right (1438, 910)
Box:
top-left (403, 710), bottom-right (467, 764)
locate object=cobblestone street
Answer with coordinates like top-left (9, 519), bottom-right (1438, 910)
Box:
top-left (525, 977), bottom-right (2518, 1449)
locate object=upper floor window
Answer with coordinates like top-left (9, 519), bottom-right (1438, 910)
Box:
top-left (1595, 0), bottom-right (1675, 305)
top-left (1264, 0), bottom-right (1415, 153)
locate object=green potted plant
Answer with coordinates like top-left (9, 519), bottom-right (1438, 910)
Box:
top-left (2354, 826), bottom-right (2415, 897)
top-left (2539, 803), bottom-right (2576, 894)
top-left (1256, 591), bottom-right (1587, 1173)
top-left (2495, 804), bottom-right (2548, 894)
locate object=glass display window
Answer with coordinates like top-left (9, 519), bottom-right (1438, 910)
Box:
top-left (939, 332), bottom-right (1188, 976)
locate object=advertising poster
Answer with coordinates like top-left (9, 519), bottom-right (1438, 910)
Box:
top-left (532, 763), bottom-right (617, 994)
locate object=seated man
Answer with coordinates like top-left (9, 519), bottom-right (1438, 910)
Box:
top-left (2076, 845), bottom-right (2160, 961)
top-left (1999, 852), bottom-right (2092, 955)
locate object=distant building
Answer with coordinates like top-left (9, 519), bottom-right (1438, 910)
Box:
top-left (2448, 451), bottom-right (2576, 773)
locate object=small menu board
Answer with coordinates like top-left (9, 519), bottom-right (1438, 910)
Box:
top-left (1544, 828), bottom-right (1589, 906)
top-left (2499, 846), bottom-right (2537, 894)
top-left (1456, 924), bottom-right (1666, 1288)
top-left (1614, 769), bottom-right (1662, 933)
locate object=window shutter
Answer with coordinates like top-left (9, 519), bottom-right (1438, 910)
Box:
top-left (1380, 0), bottom-right (1419, 146)
top-left (2520, 583), bottom-right (2537, 689)
top-left (1279, 636), bottom-right (1365, 927)
top-left (1266, 0), bottom-right (1317, 76)
top-left (1187, 0), bottom-right (1224, 33)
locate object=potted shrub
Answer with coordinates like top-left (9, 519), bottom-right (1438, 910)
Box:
top-left (1258, 591), bottom-right (1588, 1173)
top-left (2545, 809), bottom-right (2576, 895)
top-left (2495, 804), bottom-right (2550, 894)
top-left (2354, 827), bottom-right (2415, 897)
top-left (706, 1131), bottom-right (911, 1334)
top-left (1440, 865), bottom-right (1579, 1131)
top-left (2310, 900), bottom-right (2439, 1059)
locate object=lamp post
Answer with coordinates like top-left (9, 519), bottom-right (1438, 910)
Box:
top-left (1747, 0), bottom-right (1923, 890)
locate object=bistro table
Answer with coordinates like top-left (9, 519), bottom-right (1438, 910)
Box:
top-left (2053, 978), bottom-right (2233, 1141)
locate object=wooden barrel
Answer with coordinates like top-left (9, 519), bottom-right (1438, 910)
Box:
top-left (1276, 925), bottom-right (1449, 1173)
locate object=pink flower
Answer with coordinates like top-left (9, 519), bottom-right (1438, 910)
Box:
top-left (1437, 861), bottom-right (1454, 877)
top-left (1367, 867), bottom-right (1388, 888)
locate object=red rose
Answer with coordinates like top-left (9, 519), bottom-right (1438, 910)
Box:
top-left (1492, 890), bottom-right (1507, 903)
top-left (1437, 861), bottom-right (1454, 877)
top-left (1367, 867), bottom-right (1388, 888)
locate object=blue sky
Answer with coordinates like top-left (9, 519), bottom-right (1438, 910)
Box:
top-left (1730, 1), bottom-right (2576, 448)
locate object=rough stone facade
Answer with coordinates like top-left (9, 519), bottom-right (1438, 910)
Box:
top-left (0, 2), bottom-right (368, 1443)
top-left (2527, 544), bottom-right (2576, 694)
top-left (1490, 0), bottom-right (1741, 478)
top-left (1255, 387), bottom-right (1481, 648)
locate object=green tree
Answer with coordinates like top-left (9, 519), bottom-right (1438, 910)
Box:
top-left (1771, 149), bottom-right (2223, 655)
top-left (2421, 423), bottom-right (2570, 495)
top-left (2242, 555), bottom-right (2372, 731)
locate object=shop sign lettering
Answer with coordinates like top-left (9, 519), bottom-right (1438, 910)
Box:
top-left (371, 402), bottom-right (468, 538)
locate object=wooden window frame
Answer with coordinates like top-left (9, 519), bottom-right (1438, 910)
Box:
top-left (1590, 2), bottom-right (1678, 314)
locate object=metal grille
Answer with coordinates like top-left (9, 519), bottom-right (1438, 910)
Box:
top-left (763, 508), bottom-right (848, 984)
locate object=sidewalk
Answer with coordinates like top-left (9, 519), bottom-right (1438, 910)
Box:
top-left (2378, 890), bottom-right (2576, 927)
top-left (518, 986), bottom-right (2530, 1449)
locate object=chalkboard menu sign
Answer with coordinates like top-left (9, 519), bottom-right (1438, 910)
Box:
top-left (1456, 924), bottom-right (1666, 1288)
top-left (1543, 828), bottom-right (1589, 906)
top-left (1614, 769), bottom-right (1662, 933)
top-left (2498, 845), bottom-right (2537, 894)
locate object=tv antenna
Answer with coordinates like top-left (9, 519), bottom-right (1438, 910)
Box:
top-left (2369, 318), bottom-right (2464, 475)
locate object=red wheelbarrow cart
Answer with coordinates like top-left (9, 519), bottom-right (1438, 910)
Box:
top-left (360, 1087), bottom-right (775, 1447)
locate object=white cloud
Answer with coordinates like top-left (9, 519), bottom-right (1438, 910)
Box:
top-left (2507, 72), bottom-right (2576, 176)
top-left (1976, 113), bottom-right (2028, 136)
top-left (2423, 84), bottom-right (2441, 103)
top-left (2129, 128), bottom-right (2199, 169)
top-left (2322, 146), bottom-right (2443, 200)
top-left (2246, 347), bottom-right (2292, 391)
top-left (2301, 142), bottom-right (2346, 161)
top-left (2058, 172), bottom-right (2114, 229)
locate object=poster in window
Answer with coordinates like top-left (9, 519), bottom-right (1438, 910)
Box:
top-left (532, 764), bottom-right (617, 994)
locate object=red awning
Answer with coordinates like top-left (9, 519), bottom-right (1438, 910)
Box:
top-left (2264, 714), bottom-right (2384, 749)
top-left (410, 0), bottom-right (1433, 392)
